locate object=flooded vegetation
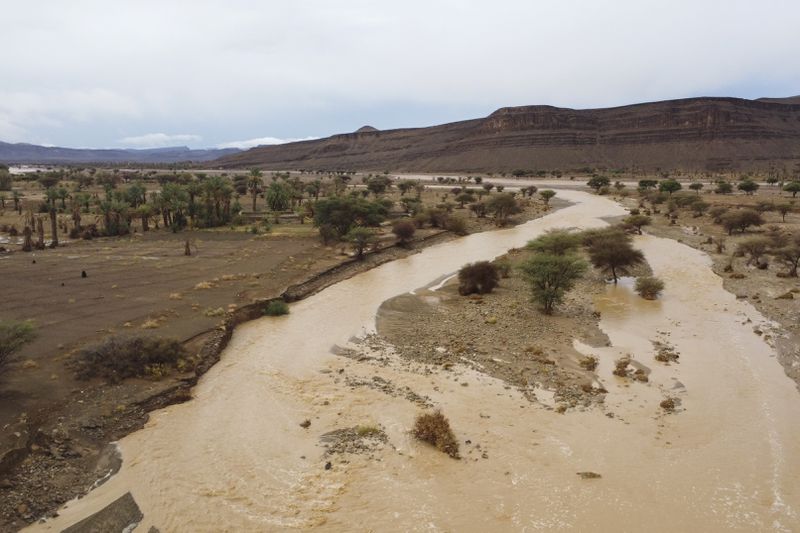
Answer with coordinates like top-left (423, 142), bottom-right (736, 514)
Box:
top-left (23, 190), bottom-right (800, 532)
top-left (4, 4), bottom-right (800, 530)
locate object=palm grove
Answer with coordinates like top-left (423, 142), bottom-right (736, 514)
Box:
top-left (3, 167), bottom-right (560, 260)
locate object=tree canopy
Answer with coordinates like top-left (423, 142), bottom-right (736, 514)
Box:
top-left (519, 254), bottom-right (586, 314)
top-left (313, 195), bottom-right (388, 237)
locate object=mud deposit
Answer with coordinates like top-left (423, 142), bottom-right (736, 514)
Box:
top-left (28, 191), bottom-right (800, 532)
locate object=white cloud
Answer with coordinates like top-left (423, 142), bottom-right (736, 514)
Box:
top-left (1, 1), bottom-right (799, 147)
top-left (0, 88), bottom-right (140, 144)
top-left (217, 136), bottom-right (319, 150)
top-left (117, 133), bottom-right (202, 148)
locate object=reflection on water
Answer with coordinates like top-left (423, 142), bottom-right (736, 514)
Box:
top-left (29, 193), bottom-right (800, 532)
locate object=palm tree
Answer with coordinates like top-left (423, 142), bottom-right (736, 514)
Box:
top-left (305, 180), bottom-right (322, 200)
top-left (72, 205), bottom-right (82, 234)
top-left (186, 180), bottom-right (203, 222)
top-left (56, 187), bottom-right (70, 209)
top-left (36, 217), bottom-right (45, 249)
top-left (21, 225), bottom-right (33, 252)
top-left (49, 208), bottom-right (58, 247)
top-left (137, 204), bottom-right (153, 232)
top-left (202, 176), bottom-right (229, 224)
top-left (248, 168), bottom-right (263, 212)
top-left (266, 182), bottom-right (291, 211)
top-left (45, 188), bottom-right (58, 208)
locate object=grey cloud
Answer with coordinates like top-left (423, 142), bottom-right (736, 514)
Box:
top-left (2, 0), bottom-right (799, 148)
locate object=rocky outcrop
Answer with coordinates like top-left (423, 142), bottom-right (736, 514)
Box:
top-left (216, 97), bottom-right (800, 172)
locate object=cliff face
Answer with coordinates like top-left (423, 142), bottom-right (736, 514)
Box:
top-left (215, 97), bottom-right (800, 172)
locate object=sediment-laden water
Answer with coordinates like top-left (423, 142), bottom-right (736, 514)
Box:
top-left (30, 191), bottom-right (800, 532)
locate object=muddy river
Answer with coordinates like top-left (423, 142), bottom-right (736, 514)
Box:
top-left (30, 190), bottom-right (800, 532)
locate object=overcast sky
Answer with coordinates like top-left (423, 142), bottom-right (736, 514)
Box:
top-left (2, 0), bottom-right (799, 150)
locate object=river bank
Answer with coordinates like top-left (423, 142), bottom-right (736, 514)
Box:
top-left (628, 193), bottom-right (800, 388)
top-left (0, 198), bottom-right (560, 529)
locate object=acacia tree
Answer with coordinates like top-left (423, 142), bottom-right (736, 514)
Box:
top-left (313, 196), bottom-right (388, 238)
top-left (526, 229), bottom-right (581, 256)
top-left (777, 203), bottom-right (793, 222)
top-left (585, 229), bottom-right (644, 282)
top-left (738, 180), bottom-right (759, 195)
top-left (715, 181), bottom-right (734, 194)
top-left (366, 175), bottom-right (392, 197)
top-left (659, 179), bottom-right (682, 196)
top-left (518, 254), bottom-right (586, 314)
top-left (736, 237), bottom-right (772, 266)
top-left (623, 214), bottom-right (652, 235)
top-left (784, 181), bottom-right (800, 198)
top-left (539, 189), bottom-right (556, 208)
top-left (346, 227), bottom-right (377, 259)
top-left (689, 182), bottom-right (704, 194)
top-left (587, 175), bottom-right (610, 192)
top-left (720, 209), bottom-right (764, 235)
top-left (485, 193), bottom-right (520, 226)
top-left (397, 180), bottom-right (415, 196)
top-left (455, 192), bottom-right (475, 208)
top-left (772, 234), bottom-right (800, 277)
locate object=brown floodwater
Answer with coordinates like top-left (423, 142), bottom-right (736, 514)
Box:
top-left (29, 191), bottom-right (800, 532)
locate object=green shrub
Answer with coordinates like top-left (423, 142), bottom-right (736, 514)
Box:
top-left (425, 207), bottom-right (449, 228)
top-left (412, 411), bottom-right (459, 459)
top-left (264, 300), bottom-right (290, 316)
top-left (445, 215), bottom-right (468, 235)
top-left (318, 223), bottom-right (339, 244)
top-left (494, 260), bottom-right (512, 278)
top-left (635, 276), bottom-right (665, 300)
top-left (74, 334), bottom-right (187, 383)
top-left (392, 219), bottom-right (416, 244)
top-left (458, 261), bottom-right (499, 295)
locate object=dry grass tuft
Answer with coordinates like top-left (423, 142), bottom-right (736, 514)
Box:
top-left (73, 334), bottom-right (187, 383)
top-left (412, 411), bottom-right (460, 459)
top-left (356, 425), bottom-right (382, 437)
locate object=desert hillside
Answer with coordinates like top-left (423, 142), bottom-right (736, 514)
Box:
top-left (0, 143), bottom-right (239, 165)
top-left (215, 97), bottom-right (800, 172)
